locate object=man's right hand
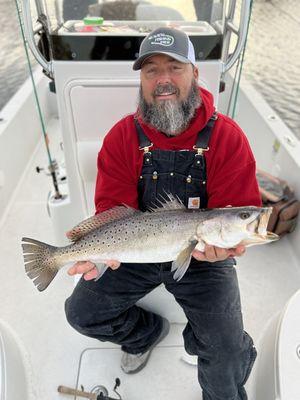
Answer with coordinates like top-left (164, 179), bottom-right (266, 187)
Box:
top-left (67, 260), bottom-right (121, 280)
top-left (66, 229), bottom-right (121, 280)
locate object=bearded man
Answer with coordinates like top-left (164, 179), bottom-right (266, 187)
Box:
top-left (65, 27), bottom-right (261, 400)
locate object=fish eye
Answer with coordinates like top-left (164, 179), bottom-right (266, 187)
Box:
top-left (239, 212), bottom-right (251, 220)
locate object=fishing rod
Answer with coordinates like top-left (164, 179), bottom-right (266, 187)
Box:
top-left (14, 0), bottom-right (63, 200)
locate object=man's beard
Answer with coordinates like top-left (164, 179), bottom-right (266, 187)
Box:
top-left (138, 79), bottom-right (201, 136)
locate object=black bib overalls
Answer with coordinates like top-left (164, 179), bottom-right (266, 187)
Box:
top-left (136, 114), bottom-right (216, 211)
top-left (65, 116), bottom-right (257, 400)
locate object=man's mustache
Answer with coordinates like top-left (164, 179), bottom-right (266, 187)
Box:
top-left (153, 84), bottom-right (180, 97)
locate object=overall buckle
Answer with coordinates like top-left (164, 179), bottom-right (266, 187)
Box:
top-left (193, 145), bottom-right (210, 156)
top-left (139, 143), bottom-right (153, 154)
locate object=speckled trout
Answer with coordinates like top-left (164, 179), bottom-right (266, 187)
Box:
top-left (22, 196), bottom-right (278, 291)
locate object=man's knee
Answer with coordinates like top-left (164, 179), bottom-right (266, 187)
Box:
top-left (65, 294), bottom-right (117, 339)
top-left (183, 313), bottom-right (247, 357)
top-left (65, 295), bottom-right (89, 333)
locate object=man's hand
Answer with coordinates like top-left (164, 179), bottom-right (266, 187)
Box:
top-left (67, 260), bottom-right (121, 280)
top-left (66, 230), bottom-right (120, 280)
top-left (192, 244), bottom-right (246, 263)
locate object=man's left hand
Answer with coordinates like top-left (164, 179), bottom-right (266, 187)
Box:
top-left (192, 244), bottom-right (246, 263)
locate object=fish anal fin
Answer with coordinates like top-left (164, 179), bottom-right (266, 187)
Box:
top-left (172, 239), bottom-right (198, 281)
top-left (68, 206), bottom-right (139, 242)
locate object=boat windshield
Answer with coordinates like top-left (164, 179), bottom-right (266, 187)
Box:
top-left (46, 0), bottom-right (225, 35)
top-left (41, 1), bottom-right (225, 61)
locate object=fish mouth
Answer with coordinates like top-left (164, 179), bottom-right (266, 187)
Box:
top-left (245, 207), bottom-right (279, 244)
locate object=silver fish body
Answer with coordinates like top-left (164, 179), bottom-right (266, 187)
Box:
top-left (22, 197), bottom-right (278, 291)
top-left (58, 210), bottom-right (201, 263)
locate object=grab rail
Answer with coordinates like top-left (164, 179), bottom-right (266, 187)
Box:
top-left (222, 0), bottom-right (251, 73)
top-left (22, 0), bottom-right (53, 77)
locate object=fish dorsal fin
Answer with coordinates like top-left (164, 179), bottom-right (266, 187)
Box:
top-left (68, 206), bottom-right (139, 242)
top-left (148, 193), bottom-right (186, 212)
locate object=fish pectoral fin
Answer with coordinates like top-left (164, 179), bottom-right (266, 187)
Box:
top-left (172, 239), bottom-right (198, 282)
top-left (94, 263), bottom-right (109, 281)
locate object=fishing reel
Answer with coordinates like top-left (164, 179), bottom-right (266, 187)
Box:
top-left (36, 157), bottom-right (67, 183)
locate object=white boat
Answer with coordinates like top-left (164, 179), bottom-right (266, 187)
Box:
top-left (0, 1), bottom-right (300, 399)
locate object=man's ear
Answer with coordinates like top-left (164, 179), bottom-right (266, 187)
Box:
top-left (193, 66), bottom-right (199, 80)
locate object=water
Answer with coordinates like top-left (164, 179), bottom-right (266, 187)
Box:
top-left (0, 0), bottom-right (36, 110)
top-left (0, 0), bottom-right (299, 139)
top-left (242, 0), bottom-right (300, 139)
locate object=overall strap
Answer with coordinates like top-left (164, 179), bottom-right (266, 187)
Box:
top-left (134, 119), bottom-right (153, 153)
top-left (193, 111), bottom-right (218, 155)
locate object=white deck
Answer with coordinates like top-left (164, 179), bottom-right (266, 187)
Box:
top-left (1, 117), bottom-right (300, 400)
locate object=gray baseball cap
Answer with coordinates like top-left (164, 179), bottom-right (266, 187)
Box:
top-left (133, 27), bottom-right (196, 70)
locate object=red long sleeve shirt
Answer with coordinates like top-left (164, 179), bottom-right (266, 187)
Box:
top-left (94, 87), bottom-right (261, 213)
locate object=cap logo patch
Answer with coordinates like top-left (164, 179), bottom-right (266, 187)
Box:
top-left (148, 33), bottom-right (174, 47)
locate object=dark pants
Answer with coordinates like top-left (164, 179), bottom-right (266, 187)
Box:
top-left (65, 259), bottom-right (256, 400)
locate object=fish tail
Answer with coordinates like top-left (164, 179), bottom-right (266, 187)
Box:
top-left (22, 237), bottom-right (60, 292)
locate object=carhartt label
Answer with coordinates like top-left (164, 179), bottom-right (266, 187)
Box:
top-left (188, 197), bottom-right (200, 209)
top-left (149, 33), bottom-right (174, 47)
